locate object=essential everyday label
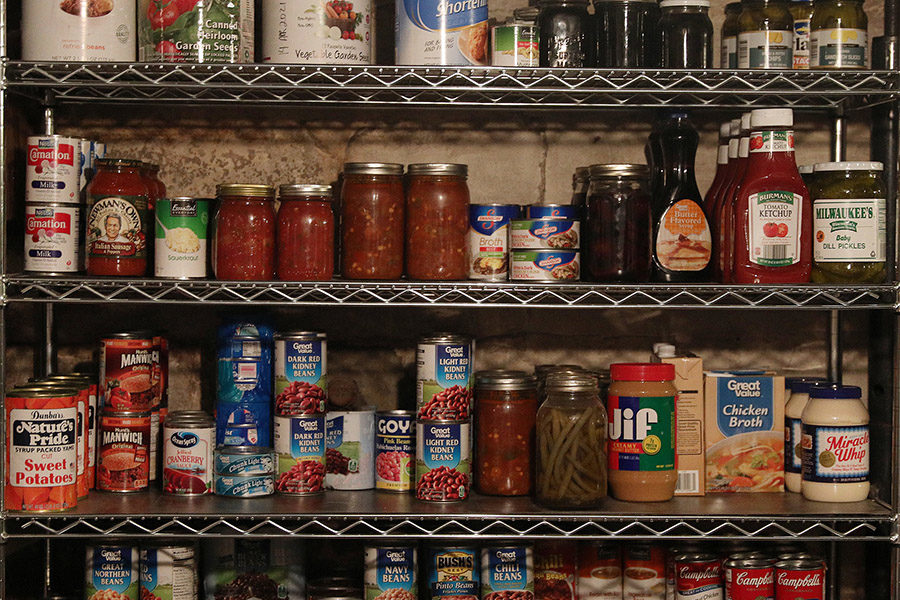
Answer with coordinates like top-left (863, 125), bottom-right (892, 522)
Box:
top-left (721, 36), bottom-right (737, 68)
top-left (655, 199), bottom-right (712, 272)
top-left (491, 23), bottom-right (539, 67)
top-left (155, 198), bottom-right (208, 279)
top-left (793, 18), bottom-right (811, 68)
top-left (813, 198), bottom-right (886, 262)
top-left (738, 30), bottom-right (793, 68)
top-left (748, 189), bottom-right (802, 268)
top-left (801, 424), bottom-right (869, 483)
top-left (811, 28), bottom-right (867, 68)
top-left (607, 395), bottom-right (676, 473)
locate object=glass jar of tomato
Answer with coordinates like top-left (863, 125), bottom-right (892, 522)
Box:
top-left (212, 184), bottom-right (276, 281)
top-left (474, 370), bottom-right (538, 496)
top-left (406, 163), bottom-right (470, 280)
top-left (340, 163), bottom-right (405, 280)
top-left (277, 184), bottom-right (335, 281)
top-left (146, 163), bottom-right (167, 204)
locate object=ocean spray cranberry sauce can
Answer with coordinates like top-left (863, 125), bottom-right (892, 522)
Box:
top-left (163, 410), bottom-right (215, 495)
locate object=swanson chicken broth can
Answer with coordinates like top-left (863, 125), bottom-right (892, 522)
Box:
top-left (163, 411), bottom-right (215, 495)
top-left (365, 546), bottom-right (418, 600)
top-left (26, 135), bottom-right (82, 204)
top-left (140, 544), bottom-right (197, 600)
top-left (23, 1), bottom-right (136, 62)
top-left (427, 546), bottom-right (479, 600)
top-left (155, 198), bottom-right (210, 279)
top-left (417, 335), bottom-right (473, 420)
top-left (416, 419), bottom-right (471, 502)
top-left (261, 0), bottom-right (372, 64)
top-left (326, 409), bottom-right (376, 490)
top-left (25, 202), bottom-right (83, 274)
top-left (138, 0), bottom-right (254, 63)
top-left (395, 0), bottom-right (489, 65)
top-left (468, 204), bottom-right (521, 281)
top-left (98, 409), bottom-right (151, 493)
top-left (101, 333), bottom-right (156, 412)
top-left (274, 414), bottom-right (327, 495)
top-left (85, 545), bottom-right (140, 600)
top-left (480, 546), bottom-right (534, 600)
top-left (274, 331), bottom-right (327, 416)
top-left (376, 410), bottom-right (415, 492)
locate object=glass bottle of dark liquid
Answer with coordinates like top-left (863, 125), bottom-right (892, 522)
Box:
top-left (645, 116), bottom-right (665, 201)
top-left (651, 112), bottom-right (713, 282)
top-left (539, 0), bottom-right (596, 67)
top-left (659, 0), bottom-right (715, 68)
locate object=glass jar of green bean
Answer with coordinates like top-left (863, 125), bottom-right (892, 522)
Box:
top-left (535, 372), bottom-right (607, 508)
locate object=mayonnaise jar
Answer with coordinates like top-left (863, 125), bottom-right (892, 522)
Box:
top-left (801, 384), bottom-right (869, 502)
top-left (784, 377), bottom-right (828, 493)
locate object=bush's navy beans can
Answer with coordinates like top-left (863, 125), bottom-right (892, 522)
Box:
top-left (395, 0), bottom-right (489, 65)
top-left (155, 197), bottom-right (210, 279)
top-left (427, 546), bottom-right (479, 600)
top-left (376, 410), bottom-right (415, 492)
top-left (85, 545), bottom-right (139, 600)
top-left (525, 205), bottom-right (577, 220)
top-left (24, 202), bottom-right (83, 274)
top-left (261, 0), bottom-right (373, 64)
top-left (214, 473), bottom-right (275, 497)
top-left (214, 446), bottom-right (276, 476)
top-left (724, 557), bottom-right (775, 600)
top-left (275, 414), bottom-right (327, 495)
top-left (326, 408), bottom-right (376, 490)
top-left (417, 334), bottom-right (473, 420)
top-left (534, 541), bottom-right (576, 600)
top-left (467, 204), bottom-right (521, 281)
top-left (98, 409), bottom-right (151, 493)
top-left (275, 331), bottom-right (327, 415)
top-left (365, 546), bottom-right (418, 600)
top-left (774, 560), bottom-right (825, 599)
top-left (480, 546), bottom-right (534, 600)
top-left (216, 323), bottom-right (273, 447)
top-left (510, 219), bottom-right (580, 250)
top-left (163, 411), bottom-right (215, 495)
top-left (26, 135), bottom-right (81, 204)
top-left (140, 544), bottom-right (197, 600)
top-left (674, 553), bottom-right (723, 600)
top-left (416, 419), bottom-right (471, 502)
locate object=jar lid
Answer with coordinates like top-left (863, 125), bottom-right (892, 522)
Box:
top-left (574, 166), bottom-right (590, 182)
top-left (279, 184), bottom-right (334, 199)
top-left (589, 163), bottom-right (650, 178)
top-left (798, 164), bottom-right (814, 174)
top-left (786, 376), bottom-right (828, 393)
top-left (408, 163), bottom-right (468, 177)
top-left (535, 364), bottom-right (584, 377)
top-left (217, 184), bottom-right (276, 198)
top-left (750, 108), bottom-right (793, 129)
top-left (475, 369), bottom-right (537, 390)
top-left (610, 362), bottom-right (675, 382)
top-left (96, 158), bottom-right (142, 168)
top-left (809, 383), bottom-right (862, 400)
top-left (545, 372), bottom-right (598, 392)
top-left (813, 161), bottom-right (884, 172)
top-left (660, 0), bottom-right (710, 7)
top-left (343, 162), bottom-right (404, 176)
top-left (513, 6), bottom-right (540, 19)
top-left (741, 111), bottom-right (752, 130)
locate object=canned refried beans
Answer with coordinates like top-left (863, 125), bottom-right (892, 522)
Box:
top-left (98, 409), bottom-right (151, 493)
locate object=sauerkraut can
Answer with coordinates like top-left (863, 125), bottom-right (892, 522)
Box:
top-left (365, 546), bottom-right (418, 600)
top-left (163, 411), bottom-right (215, 495)
top-left (26, 135), bottom-right (81, 204)
top-left (490, 22), bottom-right (539, 67)
top-left (415, 419), bottom-right (471, 502)
top-left (85, 545), bottom-right (139, 600)
top-left (468, 204), bottom-right (521, 281)
top-left (140, 545), bottom-right (197, 600)
top-left (101, 333), bottom-right (155, 412)
top-left (395, 0), bottom-right (489, 65)
top-left (23, 1), bottom-right (136, 62)
top-left (274, 331), bottom-right (328, 415)
top-left (326, 409), bottom-right (376, 490)
top-left (510, 250), bottom-right (580, 281)
top-left (427, 546), bottom-right (479, 600)
top-left (155, 197), bottom-right (209, 279)
top-left (481, 546), bottom-right (534, 600)
top-left (25, 202), bottom-right (83, 274)
top-left (375, 410), bottom-right (415, 492)
top-left (98, 409), bottom-right (151, 493)
top-left (274, 414), bottom-right (327, 495)
top-left (261, 0), bottom-right (372, 64)
top-left (417, 335), bottom-right (473, 420)
top-left (510, 219), bottom-right (580, 250)
top-left (534, 541), bottom-right (576, 600)
top-left (138, 0), bottom-right (255, 63)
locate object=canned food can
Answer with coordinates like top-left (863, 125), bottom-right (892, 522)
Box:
top-left (140, 545), bottom-right (197, 600)
top-left (85, 545), bottom-right (139, 600)
top-left (23, 2), bottom-right (136, 62)
top-left (622, 545), bottom-right (665, 599)
top-left (467, 204), bottom-right (521, 281)
top-left (214, 446), bottom-right (276, 476)
top-left (375, 410), bottom-right (415, 492)
top-left (365, 546), bottom-right (418, 600)
top-left (510, 251), bottom-right (581, 281)
top-left (5, 388), bottom-right (78, 512)
top-left (673, 553), bottom-right (723, 599)
top-left (416, 419), bottom-right (471, 502)
top-left (155, 197), bottom-right (210, 279)
top-left (217, 354), bottom-right (272, 406)
top-left (49, 373), bottom-right (99, 491)
top-left (152, 334), bottom-right (169, 414)
top-left (481, 545), bottom-right (534, 600)
top-left (214, 473), bottom-right (276, 497)
top-left (326, 409), bottom-right (376, 490)
top-left (163, 410), bottom-right (215, 495)
top-left (138, 0), bottom-right (254, 63)
top-left (525, 205), bottom-right (576, 220)
top-left (416, 335), bottom-right (473, 420)
top-left (427, 546), bottom-right (479, 600)
top-left (577, 543), bottom-right (622, 600)
top-left (217, 414), bottom-right (269, 447)
top-left (101, 333), bottom-right (155, 411)
top-left (261, 0), bottom-right (372, 64)
top-left (535, 541), bottom-right (576, 600)
top-left (395, 0), bottom-right (488, 65)
top-left (724, 557), bottom-right (775, 600)
top-left (774, 560), bottom-right (825, 599)
top-left (490, 22), bottom-right (539, 67)
top-left (24, 202), bottom-right (83, 274)
top-left (79, 139), bottom-right (95, 191)
top-left (509, 219), bottom-right (580, 250)
top-left (216, 329), bottom-right (272, 447)
top-left (98, 409), bottom-right (151, 493)
top-left (150, 408), bottom-right (160, 483)
top-left (25, 136), bottom-right (82, 204)
top-left (274, 414), bottom-right (327, 495)
top-left (274, 331), bottom-right (328, 415)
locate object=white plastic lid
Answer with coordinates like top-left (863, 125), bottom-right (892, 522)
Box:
top-left (730, 118), bottom-right (741, 137)
top-left (798, 164), bottom-right (814, 174)
top-left (740, 112), bottom-right (752, 131)
top-left (660, 0), bottom-right (710, 7)
top-left (656, 344), bottom-right (677, 358)
top-left (720, 122), bottom-right (731, 138)
top-left (813, 161), bottom-right (884, 172)
top-left (750, 108), bottom-right (794, 128)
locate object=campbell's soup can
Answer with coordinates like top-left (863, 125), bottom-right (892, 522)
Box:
top-left (577, 542), bottom-right (622, 600)
top-left (481, 545), bottom-right (534, 600)
top-left (376, 410), bottom-right (415, 492)
top-left (623, 545), bottom-right (665, 600)
top-left (140, 544), bottom-right (197, 600)
top-left (25, 135), bottom-right (81, 204)
top-left (395, 0), bottom-right (488, 65)
top-left (274, 331), bottom-right (328, 416)
top-left (774, 560), bottom-right (825, 599)
top-left (326, 408), bottom-right (376, 490)
top-left (23, 1), bottom-right (136, 62)
top-left (724, 557), bottom-right (775, 600)
top-left (427, 546), bottom-right (479, 600)
top-left (98, 409), bottom-right (151, 493)
top-left (417, 334), bottom-right (473, 420)
top-left (85, 545), bottom-right (139, 600)
top-left (365, 545), bottom-right (418, 600)
top-left (673, 553), bottom-right (723, 599)
top-left (416, 419), bottom-right (471, 502)
top-left (261, 0), bottom-right (372, 64)
top-left (101, 333), bottom-right (155, 411)
top-left (535, 541), bottom-right (576, 600)
top-left (24, 202), bottom-right (83, 274)
top-left (163, 411), bottom-right (215, 495)
top-left (138, 0), bottom-right (254, 62)
top-left (274, 414), bottom-right (327, 495)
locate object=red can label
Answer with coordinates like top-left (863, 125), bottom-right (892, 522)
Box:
top-left (26, 135), bottom-right (80, 204)
top-left (87, 383), bottom-right (98, 489)
top-left (74, 387), bottom-right (89, 498)
top-left (726, 567), bottom-right (774, 600)
top-left (152, 335), bottom-right (169, 411)
top-left (101, 337), bottom-right (155, 411)
top-left (535, 541), bottom-right (577, 600)
top-left (98, 413), bottom-right (150, 492)
top-left (775, 568), bottom-right (824, 599)
top-left (675, 559), bottom-right (723, 599)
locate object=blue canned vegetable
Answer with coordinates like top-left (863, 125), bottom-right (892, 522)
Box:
top-left (428, 546), bottom-right (479, 600)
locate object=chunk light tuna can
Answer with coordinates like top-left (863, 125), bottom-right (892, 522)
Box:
top-left (365, 546), bottom-right (418, 600)
top-left (23, 1), bottom-right (136, 62)
top-left (85, 545), bottom-right (139, 600)
top-left (395, 0), bottom-right (489, 65)
top-left (326, 409), bottom-right (376, 490)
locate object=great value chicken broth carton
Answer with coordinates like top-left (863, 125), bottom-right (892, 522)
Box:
top-left (704, 371), bottom-right (785, 492)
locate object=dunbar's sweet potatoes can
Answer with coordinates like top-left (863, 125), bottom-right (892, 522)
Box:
top-left (98, 409), bottom-right (151, 493)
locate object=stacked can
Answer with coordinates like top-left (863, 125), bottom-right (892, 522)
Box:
top-left (415, 334), bottom-right (474, 502)
top-left (216, 322), bottom-right (274, 448)
top-left (467, 203), bottom-right (522, 281)
top-left (163, 411), bottom-right (215, 495)
top-left (214, 446), bottom-right (276, 497)
top-left (510, 204), bottom-right (581, 281)
top-left (375, 410), bottom-right (415, 493)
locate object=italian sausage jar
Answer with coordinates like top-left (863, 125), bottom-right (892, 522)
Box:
top-left (212, 184), bottom-right (277, 281)
top-left (406, 163), bottom-right (470, 280)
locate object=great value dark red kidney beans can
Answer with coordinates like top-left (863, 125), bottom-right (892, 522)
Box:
top-left (365, 545), bottom-right (418, 600)
top-left (427, 545), bottom-right (479, 600)
top-left (163, 411), bottom-right (215, 495)
top-left (24, 202), bottom-right (83, 274)
top-left (101, 333), bottom-right (155, 411)
top-left (274, 414), bottom-right (326, 495)
top-left (674, 553), bottom-right (723, 599)
top-left (376, 410), bottom-right (415, 493)
top-left (534, 541), bottom-right (576, 600)
top-left (774, 560), bottom-right (825, 600)
top-left (417, 334), bottom-right (473, 420)
top-left (481, 545), bottom-right (534, 600)
top-left (98, 409), bottom-right (151, 493)
top-left (274, 331), bottom-right (328, 415)
top-left (724, 557), bottom-right (775, 600)
top-left (416, 419), bottom-right (471, 502)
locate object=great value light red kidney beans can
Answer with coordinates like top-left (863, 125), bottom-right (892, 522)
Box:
top-left (275, 331), bottom-right (328, 415)
top-left (101, 333), bottom-right (155, 412)
top-left (427, 545), bottom-right (479, 600)
top-left (163, 411), bottom-right (215, 495)
top-left (85, 545), bottom-right (139, 600)
top-left (535, 541), bottom-right (576, 600)
top-left (376, 410), bottom-right (415, 492)
top-left (774, 560), bottom-right (825, 600)
top-left (274, 414), bottom-right (327, 495)
top-left (481, 545), bottom-right (534, 600)
top-left (724, 557), bottom-right (775, 600)
top-left (416, 419), bottom-right (471, 502)
top-left (25, 135), bottom-right (81, 204)
top-left (674, 553), bottom-right (723, 600)
top-left (417, 334), bottom-right (473, 420)
top-left (98, 409), bottom-right (151, 493)
top-left (365, 545), bottom-right (418, 600)
top-left (24, 202), bottom-right (83, 274)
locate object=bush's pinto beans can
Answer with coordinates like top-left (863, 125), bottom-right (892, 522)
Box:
top-left (326, 408), bottom-right (376, 490)
top-left (274, 414), bottom-right (327, 495)
top-left (24, 202), bottom-right (83, 274)
top-left (416, 419), bottom-right (471, 502)
top-left (140, 544), bottom-right (197, 600)
top-left (25, 135), bottom-right (81, 204)
top-left (376, 410), bottom-right (415, 493)
top-left (417, 334), bottom-right (473, 420)
top-left (98, 409), bottom-right (151, 493)
top-left (85, 545), bottom-right (140, 600)
top-left (101, 332), bottom-right (155, 412)
top-left (480, 545), bottom-right (534, 600)
top-left (163, 411), bottom-right (215, 495)
top-left (774, 560), bottom-right (825, 599)
top-left (673, 553), bottom-right (724, 599)
top-left (365, 545), bottom-right (418, 600)
top-left (214, 446), bottom-right (275, 476)
top-left (275, 331), bottom-right (328, 416)
top-left (724, 557), bottom-right (775, 600)
top-left (427, 546), bottom-right (479, 600)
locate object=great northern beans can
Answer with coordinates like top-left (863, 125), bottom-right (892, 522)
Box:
top-left (415, 419), bottom-right (471, 502)
top-left (480, 546), bottom-right (534, 600)
top-left (98, 409), bottom-right (151, 493)
top-left (138, 0), bottom-right (255, 63)
top-left (376, 410), bottom-right (415, 492)
top-left (417, 334), bottom-right (473, 420)
top-left (365, 545), bottom-right (418, 600)
top-left (163, 410), bottom-right (215, 495)
top-left (85, 545), bottom-right (139, 600)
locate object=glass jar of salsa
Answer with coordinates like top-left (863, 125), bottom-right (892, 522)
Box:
top-left (277, 184), bottom-right (335, 281)
top-left (659, 0), bottom-right (714, 68)
top-left (340, 163), bottom-right (405, 280)
top-left (86, 158), bottom-right (151, 277)
top-left (474, 370), bottom-right (538, 496)
top-left (212, 184), bottom-right (276, 281)
top-left (406, 163), bottom-right (470, 280)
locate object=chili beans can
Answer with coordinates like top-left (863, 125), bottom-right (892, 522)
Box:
top-left (416, 419), bottom-right (471, 502)
top-left (525, 205), bottom-right (577, 220)
top-left (481, 545), bottom-right (534, 600)
top-left (274, 414), bottom-right (326, 495)
top-left (326, 409), bottom-right (376, 490)
top-left (25, 202), bottom-right (83, 274)
top-left (214, 473), bottom-right (276, 497)
top-left (23, 1), bottom-right (136, 62)
top-left (140, 544), bottom-right (197, 600)
top-left (101, 333), bottom-right (155, 411)
top-left (163, 410), bottom-right (215, 495)
top-left (376, 410), bottom-right (415, 492)
top-left (468, 204), bottom-right (521, 281)
top-left (98, 409), bottom-right (151, 493)
top-left (510, 219), bottom-right (580, 250)
top-left (261, 0), bottom-right (372, 64)
top-left (365, 545), bottom-right (418, 600)
top-left (724, 558), bottom-right (775, 600)
top-left (417, 335), bottom-right (474, 420)
top-left (577, 543), bottom-right (622, 600)
top-left (85, 545), bottom-right (139, 600)
top-left (155, 197), bottom-right (210, 279)
top-left (534, 541), bottom-right (576, 600)
top-left (25, 135), bottom-right (81, 204)
top-left (395, 0), bottom-right (489, 65)
top-left (774, 560), bottom-right (825, 599)
top-left (673, 553), bottom-right (723, 599)
top-left (275, 331), bottom-right (328, 416)
top-left (427, 546), bottom-right (479, 600)
top-left (510, 251), bottom-right (581, 281)
top-left (622, 545), bottom-right (665, 600)
top-left (138, 0), bottom-right (254, 63)
top-left (214, 445), bottom-right (276, 476)
top-left (5, 388), bottom-right (78, 512)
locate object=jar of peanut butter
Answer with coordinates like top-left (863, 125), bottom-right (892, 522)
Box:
top-left (606, 363), bottom-right (678, 502)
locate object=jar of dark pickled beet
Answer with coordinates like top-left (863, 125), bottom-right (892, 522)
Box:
top-left (406, 163), bottom-right (470, 280)
top-left (212, 184), bottom-right (276, 281)
top-left (659, 0), bottom-right (714, 68)
top-left (340, 163), bottom-right (405, 280)
top-left (595, 0), bottom-right (661, 67)
top-left (277, 184), bottom-right (335, 281)
top-left (539, 0), bottom-right (596, 67)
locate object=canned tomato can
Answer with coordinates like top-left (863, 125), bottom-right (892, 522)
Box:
top-left (365, 545), bottom-right (418, 600)
top-left (416, 334), bottom-right (473, 420)
top-left (140, 544), bottom-right (197, 600)
top-left (416, 419), bottom-right (471, 502)
top-left (24, 202), bottom-right (83, 274)
top-left (326, 409), bottom-right (376, 490)
top-left (577, 542), bottom-right (622, 600)
top-left (138, 0), bottom-right (254, 63)
top-left (23, 1), bottom-right (136, 62)
top-left (622, 545), bottom-right (665, 599)
top-left (101, 333), bottom-right (155, 411)
top-left (774, 560), bottom-right (825, 599)
top-left (427, 545), bottom-right (479, 600)
top-left (274, 331), bottom-right (328, 415)
top-left (674, 553), bottom-right (723, 599)
top-left (261, 0), bottom-right (372, 64)
top-left (724, 557), bottom-right (775, 600)
top-left (467, 204), bottom-right (521, 281)
top-left (155, 197), bottom-right (210, 279)
top-left (25, 135), bottom-right (82, 204)
top-left (395, 0), bottom-right (488, 65)
top-left (214, 473), bottom-right (276, 497)
top-left (376, 410), bottom-right (415, 492)
top-left (5, 388), bottom-right (78, 512)
top-left (481, 545), bottom-right (534, 600)
top-left (163, 411), bottom-right (215, 495)
top-left (214, 446), bottom-right (276, 476)
top-left (510, 250), bottom-right (581, 281)
top-left (490, 21), bottom-right (539, 67)
top-left (274, 414), bottom-right (327, 495)
top-left (535, 541), bottom-right (576, 600)
top-left (85, 545), bottom-right (139, 600)
top-left (525, 205), bottom-right (576, 220)
top-left (98, 409), bottom-right (151, 493)
top-left (510, 219), bottom-right (580, 250)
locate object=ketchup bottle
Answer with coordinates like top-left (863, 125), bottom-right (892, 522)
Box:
top-left (703, 121), bottom-right (731, 210)
top-left (709, 118), bottom-right (740, 280)
top-left (732, 108), bottom-right (811, 284)
top-left (719, 112), bottom-right (751, 282)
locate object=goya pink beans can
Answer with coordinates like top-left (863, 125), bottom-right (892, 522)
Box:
top-left (376, 410), bottom-right (415, 493)
top-left (163, 411), bottom-right (215, 495)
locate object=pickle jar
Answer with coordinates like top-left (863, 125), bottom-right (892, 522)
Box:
top-left (810, 161), bottom-right (886, 283)
top-left (535, 372), bottom-right (607, 508)
top-left (810, 0), bottom-right (868, 68)
top-left (212, 184), bottom-right (277, 281)
top-left (720, 1), bottom-right (742, 67)
top-left (737, 0), bottom-right (795, 69)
